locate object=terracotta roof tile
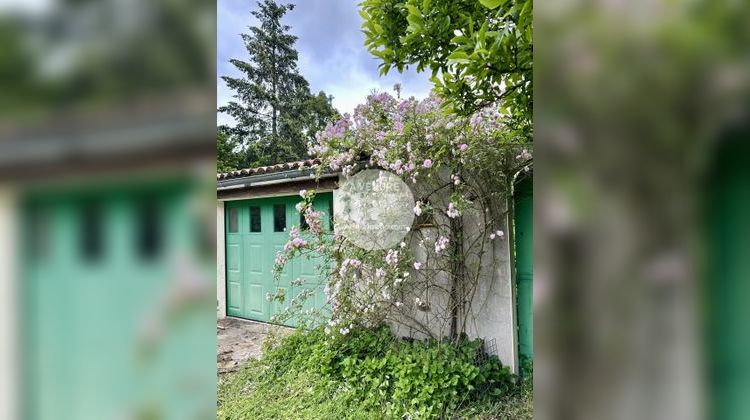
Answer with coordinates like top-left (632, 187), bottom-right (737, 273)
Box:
top-left (217, 158), bottom-right (321, 180)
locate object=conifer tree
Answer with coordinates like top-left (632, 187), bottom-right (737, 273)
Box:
top-left (220, 0), bottom-right (338, 167)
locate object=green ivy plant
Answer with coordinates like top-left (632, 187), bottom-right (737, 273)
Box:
top-left (219, 326), bottom-right (517, 419)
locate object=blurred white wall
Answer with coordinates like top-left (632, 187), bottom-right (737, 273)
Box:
top-left (0, 185), bottom-right (19, 420)
top-left (217, 201), bottom-right (226, 318)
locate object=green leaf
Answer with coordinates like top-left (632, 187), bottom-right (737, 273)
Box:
top-left (446, 50), bottom-right (471, 65)
top-left (406, 4), bottom-right (424, 29)
top-left (407, 14), bottom-right (423, 29)
top-left (447, 51), bottom-right (470, 60)
top-left (450, 35), bottom-right (469, 45)
top-left (479, 0), bottom-right (505, 9)
top-left (479, 21), bottom-right (488, 47)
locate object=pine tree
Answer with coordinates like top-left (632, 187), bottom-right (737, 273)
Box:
top-left (219, 0), bottom-right (337, 167)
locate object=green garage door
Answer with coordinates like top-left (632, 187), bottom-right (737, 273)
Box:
top-left (514, 176), bottom-right (533, 365)
top-left (708, 135), bottom-right (750, 420)
top-left (225, 193), bottom-right (331, 325)
top-left (22, 181), bottom-right (214, 420)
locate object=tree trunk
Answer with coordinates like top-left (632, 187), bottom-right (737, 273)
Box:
top-left (448, 215), bottom-right (465, 341)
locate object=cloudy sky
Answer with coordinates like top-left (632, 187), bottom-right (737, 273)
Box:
top-left (217, 0), bottom-right (433, 125)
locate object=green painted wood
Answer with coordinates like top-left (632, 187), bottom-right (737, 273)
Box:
top-left (514, 176), bottom-right (533, 362)
top-left (21, 181), bottom-right (214, 420)
top-left (708, 136), bottom-right (750, 420)
top-left (225, 193), bottom-right (331, 325)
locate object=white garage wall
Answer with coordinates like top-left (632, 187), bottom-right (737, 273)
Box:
top-left (463, 200), bottom-right (518, 374)
top-left (0, 185), bottom-right (18, 420)
top-left (334, 174), bottom-right (519, 373)
top-left (217, 201), bottom-right (227, 319)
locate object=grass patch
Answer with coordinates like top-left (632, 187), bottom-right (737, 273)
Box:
top-left (218, 326), bottom-right (532, 419)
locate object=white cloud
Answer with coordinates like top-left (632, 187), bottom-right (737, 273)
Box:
top-left (217, 0), bottom-right (433, 119)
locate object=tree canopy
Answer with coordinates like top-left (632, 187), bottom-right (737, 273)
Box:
top-left (0, 0), bottom-right (213, 118)
top-left (359, 0), bottom-right (532, 122)
top-left (217, 128), bottom-right (243, 174)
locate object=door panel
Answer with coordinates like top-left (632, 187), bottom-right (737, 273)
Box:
top-left (225, 193), bottom-right (332, 325)
top-left (225, 206), bottom-right (243, 317)
top-left (247, 285), bottom-right (264, 315)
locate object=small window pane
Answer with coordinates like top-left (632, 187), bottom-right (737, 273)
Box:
top-left (273, 204), bottom-right (286, 232)
top-left (228, 207), bottom-right (238, 233)
top-left (81, 202), bottom-right (104, 262)
top-left (137, 198), bottom-right (162, 260)
top-left (249, 206), bottom-right (261, 232)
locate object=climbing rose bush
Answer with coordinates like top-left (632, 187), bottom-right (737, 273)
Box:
top-left (308, 89), bottom-right (524, 183)
top-left (272, 87), bottom-right (532, 337)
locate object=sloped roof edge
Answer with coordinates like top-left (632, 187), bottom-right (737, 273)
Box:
top-left (217, 158), bottom-right (322, 180)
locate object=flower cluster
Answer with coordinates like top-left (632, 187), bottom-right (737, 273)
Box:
top-left (446, 202), bottom-right (460, 219)
top-left (284, 226), bottom-right (307, 251)
top-left (314, 244), bottom-right (417, 334)
top-left (435, 236), bottom-right (450, 252)
top-left (307, 91), bottom-right (456, 181)
top-left (413, 201), bottom-right (423, 216)
top-left (385, 249), bottom-right (399, 266)
top-left (339, 258), bottom-right (363, 277)
top-left (303, 208), bottom-right (324, 234)
top-left (516, 148), bottom-right (532, 161)
top-left (490, 230), bottom-right (505, 240)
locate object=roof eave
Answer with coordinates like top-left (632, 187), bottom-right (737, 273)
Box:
top-left (216, 166), bottom-right (337, 190)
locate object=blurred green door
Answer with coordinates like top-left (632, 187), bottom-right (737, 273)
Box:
top-left (22, 182), bottom-right (214, 420)
top-left (514, 176), bottom-right (533, 364)
top-left (709, 136), bottom-right (750, 420)
top-left (225, 193), bottom-right (331, 325)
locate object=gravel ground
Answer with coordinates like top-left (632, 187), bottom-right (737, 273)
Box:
top-left (217, 317), bottom-right (293, 375)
